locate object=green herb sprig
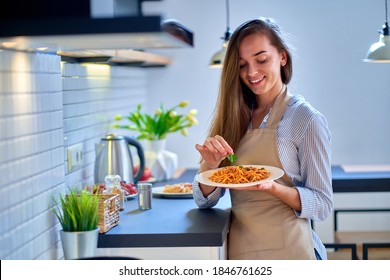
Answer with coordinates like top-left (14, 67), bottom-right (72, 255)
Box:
top-left (227, 154), bottom-right (237, 163)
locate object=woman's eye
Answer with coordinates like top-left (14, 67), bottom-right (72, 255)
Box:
top-left (257, 59), bottom-right (267, 64)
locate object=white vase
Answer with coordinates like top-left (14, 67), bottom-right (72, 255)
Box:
top-left (60, 228), bottom-right (99, 260)
top-left (143, 139), bottom-right (178, 182)
top-left (145, 139), bottom-right (166, 154)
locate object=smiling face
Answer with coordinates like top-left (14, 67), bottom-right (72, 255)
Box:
top-left (238, 33), bottom-right (287, 97)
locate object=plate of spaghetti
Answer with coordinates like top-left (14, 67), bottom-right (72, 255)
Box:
top-left (195, 165), bottom-right (284, 188)
top-left (152, 183), bottom-right (193, 198)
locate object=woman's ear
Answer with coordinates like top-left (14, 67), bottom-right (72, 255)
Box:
top-left (280, 52), bottom-right (287, 67)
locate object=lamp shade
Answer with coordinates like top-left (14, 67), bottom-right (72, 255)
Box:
top-left (363, 34), bottom-right (390, 62)
top-left (209, 40), bottom-right (228, 68)
top-left (364, 0), bottom-right (390, 63)
top-left (209, 0), bottom-right (231, 68)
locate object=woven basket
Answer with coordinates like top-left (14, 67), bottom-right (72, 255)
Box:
top-left (96, 194), bottom-right (120, 233)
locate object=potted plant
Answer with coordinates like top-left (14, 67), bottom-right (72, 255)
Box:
top-left (51, 187), bottom-right (100, 260)
top-left (112, 101), bottom-right (199, 181)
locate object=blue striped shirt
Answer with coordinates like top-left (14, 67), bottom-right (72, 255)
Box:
top-left (193, 94), bottom-right (333, 260)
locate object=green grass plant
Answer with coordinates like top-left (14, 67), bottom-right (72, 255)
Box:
top-left (52, 187), bottom-right (99, 232)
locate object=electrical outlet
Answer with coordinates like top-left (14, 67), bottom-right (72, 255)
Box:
top-left (67, 143), bottom-right (83, 172)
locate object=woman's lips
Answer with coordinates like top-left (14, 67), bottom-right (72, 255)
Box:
top-left (249, 76), bottom-right (265, 85)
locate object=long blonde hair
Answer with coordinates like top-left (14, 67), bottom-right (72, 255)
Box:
top-left (207, 17), bottom-right (293, 167)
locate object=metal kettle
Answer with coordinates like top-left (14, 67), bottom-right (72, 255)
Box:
top-left (94, 134), bottom-right (145, 184)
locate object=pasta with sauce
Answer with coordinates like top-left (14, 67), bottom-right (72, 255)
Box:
top-left (208, 165), bottom-right (271, 184)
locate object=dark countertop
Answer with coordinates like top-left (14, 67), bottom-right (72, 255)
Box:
top-left (331, 165), bottom-right (390, 193)
top-left (98, 165), bottom-right (390, 248)
top-left (98, 169), bottom-right (231, 248)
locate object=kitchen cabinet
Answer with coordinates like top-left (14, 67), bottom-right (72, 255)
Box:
top-left (97, 170), bottom-right (231, 260)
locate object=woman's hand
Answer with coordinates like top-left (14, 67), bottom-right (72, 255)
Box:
top-left (230, 181), bottom-right (302, 212)
top-left (195, 135), bottom-right (233, 171)
top-left (231, 181), bottom-right (275, 191)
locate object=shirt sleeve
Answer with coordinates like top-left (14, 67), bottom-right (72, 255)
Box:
top-left (192, 178), bottom-right (226, 209)
top-left (294, 112), bottom-right (333, 221)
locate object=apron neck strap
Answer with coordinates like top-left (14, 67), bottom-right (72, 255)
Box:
top-left (266, 85), bottom-right (291, 129)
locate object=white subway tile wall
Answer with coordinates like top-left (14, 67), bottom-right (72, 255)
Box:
top-left (0, 49), bottom-right (147, 259)
top-left (0, 50), bottom-right (64, 260)
top-left (62, 63), bottom-right (147, 188)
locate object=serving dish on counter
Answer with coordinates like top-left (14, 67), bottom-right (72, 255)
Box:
top-left (152, 183), bottom-right (193, 199)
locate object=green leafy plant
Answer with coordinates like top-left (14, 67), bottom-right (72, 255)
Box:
top-left (51, 187), bottom-right (99, 232)
top-left (112, 101), bottom-right (198, 141)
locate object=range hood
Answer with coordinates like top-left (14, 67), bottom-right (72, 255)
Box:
top-left (0, 0), bottom-right (194, 66)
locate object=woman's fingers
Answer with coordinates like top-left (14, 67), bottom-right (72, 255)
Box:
top-left (214, 135), bottom-right (234, 154)
top-left (196, 143), bottom-right (222, 162)
top-left (202, 135), bottom-right (233, 156)
top-left (203, 138), bottom-right (225, 155)
top-left (195, 143), bottom-right (204, 152)
top-left (228, 181), bottom-right (274, 191)
top-left (195, 135), bottom-right (234, 166)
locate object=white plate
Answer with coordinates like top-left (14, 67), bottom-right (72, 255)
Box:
top-left (125, 193), bottom-right (138, 200)
top-left (195, 165), bottom-right (284, 188)
top-left (152, 186), bottom-right (193, 199)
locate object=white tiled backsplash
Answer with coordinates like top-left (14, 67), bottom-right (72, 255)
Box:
top-left (0, 49), bottom-right (147, 259)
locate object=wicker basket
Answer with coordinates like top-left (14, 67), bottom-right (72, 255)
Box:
top-left (96, 194), bottom-right (120, 233)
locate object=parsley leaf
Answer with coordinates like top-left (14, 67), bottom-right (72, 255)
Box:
top-left (227, 154), bottom-right (237, 163)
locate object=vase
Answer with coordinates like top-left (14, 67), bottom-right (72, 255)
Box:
top-left (146, 139), bottom-right (166, 154)
top-left (60, 228), bottom-right (99, 260)
top-left (143, 139), bottom-right (178, 182)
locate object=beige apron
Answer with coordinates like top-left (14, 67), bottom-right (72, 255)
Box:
top-left (228, 88), bottom-right (315, 260)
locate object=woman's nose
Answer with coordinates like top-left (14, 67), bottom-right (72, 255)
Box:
top-left (248, 64), bottom-right (258, 76)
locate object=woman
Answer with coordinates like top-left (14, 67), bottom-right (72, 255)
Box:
top-left (193, 18), bottom-right (333, 260)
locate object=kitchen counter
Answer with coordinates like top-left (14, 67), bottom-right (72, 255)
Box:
top-left (332, 165), bottom-right (390, 193)
top-left (97, 169), bottom-right (231, 259)
top-left (97, 165), bottom-right (390, 259)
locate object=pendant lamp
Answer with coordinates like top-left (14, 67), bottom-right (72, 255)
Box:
top-left (209, 0), bottom-right (231, 68)
top-left (363, 0), bottom-right (390, 63)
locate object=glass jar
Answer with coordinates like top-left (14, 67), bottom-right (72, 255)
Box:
top-left (104, 174), bottom-right (125, 210)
